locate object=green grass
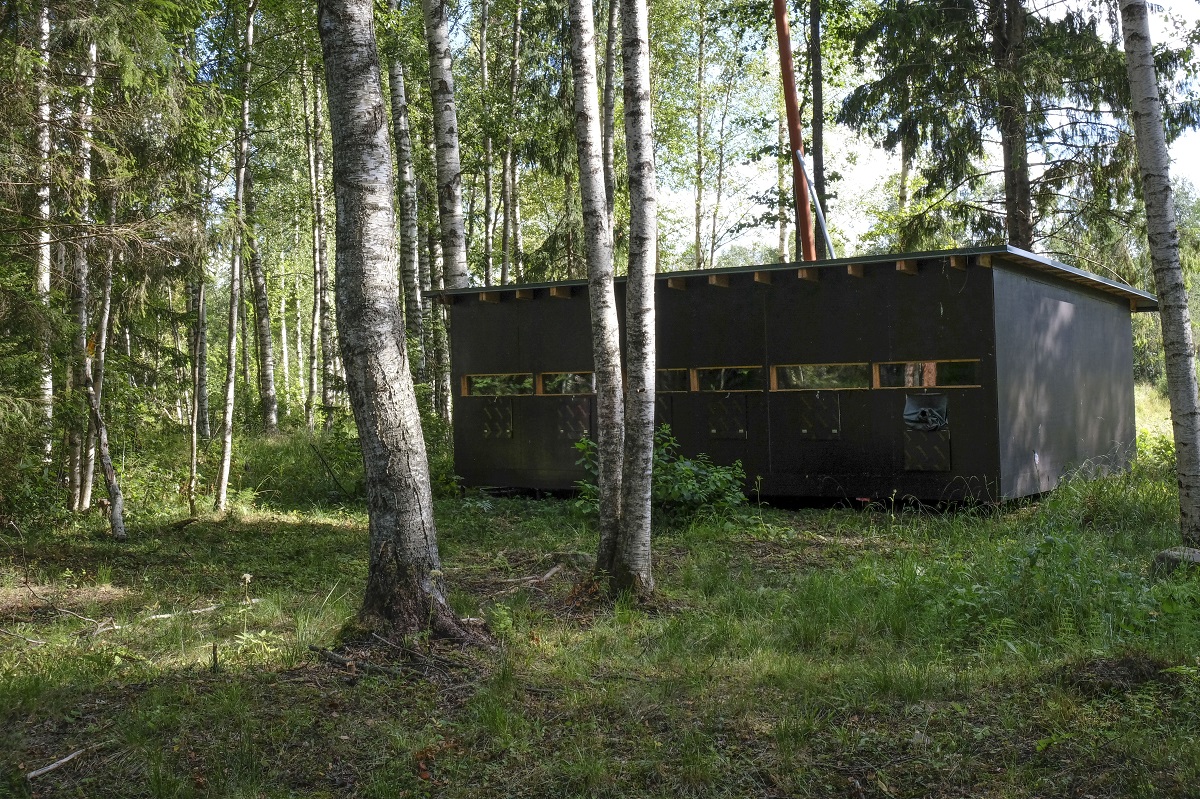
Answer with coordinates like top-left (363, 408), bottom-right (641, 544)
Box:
top-left (2, 394), bottom-right (1199, 797)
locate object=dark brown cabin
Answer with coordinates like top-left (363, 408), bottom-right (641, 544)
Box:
top-left (441, 246), bottom-right (1156, 502)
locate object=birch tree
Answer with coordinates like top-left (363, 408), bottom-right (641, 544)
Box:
top-left (421, 0), bottom-right (469, 288)
top-left (1120, 0), bottom-right (1200, 546)
top-left (317, 0), bottom-right (471, 638)
top-left (568, 0), bottom-right (625, 582)
top-left (610, 0), bottom-right (656, 596)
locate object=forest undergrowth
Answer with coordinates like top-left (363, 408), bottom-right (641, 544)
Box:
top-left (1, 387), bottom-right (1199, 798)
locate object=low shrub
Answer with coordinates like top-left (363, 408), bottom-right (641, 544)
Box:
top-left (574, 425), bottom-right (746, 518)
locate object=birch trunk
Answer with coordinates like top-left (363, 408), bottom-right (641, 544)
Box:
top-left (421, 0), bottom-right (469, 287)
top-left (568, 0), bottom-right (625, 579)
top-left (36, 0), bottom-right (53, 458)
top-left (189, 278), bottom-right (206, 516)
top-left (501, 0), bottom-right (523, 285)
top-left (69, 38), bottom-right (98, 512)
top-left (777, 116), bottom-right (788, 261)
top-left (301, 60), bottom-right (326, 431)
top-left (81, 224), bottom-right (115, 509)
top-left (386, 23), bottom-right (422, 352)
top-left (707, 76), bottom-right (732, 270)
top-left (216, 0), bottom-right (257, 511)
top-left (245, 169), bottom-right (279, 432)
top-left (693, 16), bottom-right (705, 271)
top-left (1120, 0), bottom-right (1200, 546)
top-left (83, 372), bottom-right (126, 541)
top-left (481, 0), bottom-right (494, 287)
top-left (280, 257), bottom-right (289, 413)
top-left (318, 0), bottom-right (472, 639)
top-left (602, 0), bottom-right (618, 227)
top-left (809, 0), bottom-right (827, 259)
top-left (611, 0), bottom-right (656, 596)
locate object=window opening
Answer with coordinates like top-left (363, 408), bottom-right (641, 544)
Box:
top-left (774, 363), bottom-right (870, 390)
top-left (656, 369), bottom-right (690, 393)
top-left (540, 372), bottom-right (596, 395)
top-left (462, 373), bottom-right (534, 396)
top-left (695, 366), bottom-right (766, 392)
top-left (875, 360), bottom-right (979, 388)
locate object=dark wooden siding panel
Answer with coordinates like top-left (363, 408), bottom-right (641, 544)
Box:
top-left (993, 263), bottom-right (1136, 498)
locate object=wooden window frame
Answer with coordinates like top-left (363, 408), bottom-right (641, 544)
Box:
top-left (771, 363), bottom-right (872, 391)
top-left (872, 359), bottom-right (982, 389)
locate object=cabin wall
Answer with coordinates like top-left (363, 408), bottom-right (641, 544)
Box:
top-left (653, 258), bottom-right (1000, 500)
top-left (451, 256), bottom-right (1008, 500)
top-left (993, 262), bottom-right (1136, 498)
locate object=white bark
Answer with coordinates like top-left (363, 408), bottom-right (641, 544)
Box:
top-left (1121, 0), bottom-right (1200, 546)
top-left (36, 0), bottom-right (53, 458)
top-left (69, 38), bottom-right (98, 512)
top-left (245, 168), bottom-right (279, 432)
top-left (421, 0), bottom-right (469, 287)
top-left (568, 0), bottom-right (625, 579)
top-left (602, 0), bottom-right (618, 227)
top-left (386, 17), bottom-right (422, 354)
top-left (501, 0), bottom-right (523, 285)
top-left (216, 0), bottom-right (257, 511)
top-left (612, 0), bottom-right (656, 596)
top-left (301, 59), bottom-right (326, 432)
top-left (317, 0), bottom-right (468, 637)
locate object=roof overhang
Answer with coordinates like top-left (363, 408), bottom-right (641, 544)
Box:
top-left (435, 245), bottom-right (1159, 312)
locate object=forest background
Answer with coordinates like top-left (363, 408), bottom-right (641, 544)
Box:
top-left (4, 0), bottom-right (1200, 794)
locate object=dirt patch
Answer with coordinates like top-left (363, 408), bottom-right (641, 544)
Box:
top-left (1057, 654), bottom-right (1179, 698)
top-left (0, 584), bottom-right (135, 621)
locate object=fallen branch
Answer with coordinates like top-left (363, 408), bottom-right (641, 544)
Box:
top-left (26, 743), bottom-right (106, 780)
top-left (497, 563), bottom-right (564, 585)
top-left (0, 627), bottom-right (46, 646)
top-left (94, 598), bottom-right (263, 633)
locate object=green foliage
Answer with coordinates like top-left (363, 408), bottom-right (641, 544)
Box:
top-left (573, 425), bottom-right (746, 518)
top-left (414, 382), bottom-right (458, 499)
top-left (236, 424), bottom-right (366, 509)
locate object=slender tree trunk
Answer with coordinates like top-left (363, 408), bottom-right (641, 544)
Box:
top-left (69, 38), bottom-right (98, 512)
top-left (808, 0), bottom-right (827, 259)
top-left (387, 29), bottom-right (422, 354)
top-left (991, 0), bottom-right (1032, 249)
top-left (421, 0), bottom-right (469, 287)
top-left (82, 372), bottom-right (126, 541)
top-left (777, 116), bottom-right (788, 261)
top-left (708, 75), bottom-right (732, 270)
top-left (280, 257), bottom-right (290, 415)
top-left (427, 215), bottom-right (452, 420)
top-left (294, 270), bottom-right (304, 394)
top-left (81, 201), bottom-right (115, 509)
top-left (189, 276), bottom-right (206, 517)
top-left (301, 59), bottom-right (326, 431)
top-left (417, 184), bottom-right (433, 383)
top-left (513, 169), bottom-right (525, 281)
top-left (569, 0), bottom-right (625, 582)
top-left (245, 169), bottom-right (279, 432)
top-left (36, 0), bottom-right (53, 458)
top-left (501, 0), bottom-right (523, 285)
top-left (1121, 0), bottom-right (1200, 546)
top-left (610, 0), bottom-right (656, 597)
top-left (602, 0), bottom-right (619, 228)
top-left (480, 0), bottom-right (494, 287)
top-left (216, 0), bottom-right (257, 511)
top-left (693, 15), bottom-right (705, 270)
